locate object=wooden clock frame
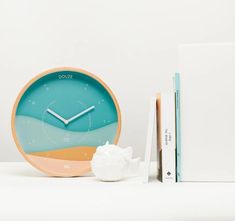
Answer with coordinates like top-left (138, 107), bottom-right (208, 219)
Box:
top-left (11, 67), bottom-right (122, 176)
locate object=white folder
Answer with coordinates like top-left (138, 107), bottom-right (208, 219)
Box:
top-left (178, 43), bottom-right (235, 181)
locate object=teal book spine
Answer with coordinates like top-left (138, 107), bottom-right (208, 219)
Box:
top-left (174, 73), bottom-right (181, 182)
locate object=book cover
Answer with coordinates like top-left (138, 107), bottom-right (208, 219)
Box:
top-left (157, 93), bottom-right (176, 183)
top-left (143, 97), bottom-right (157, 183)
top-left (178, 43), bottom-right (235, 181)
top-left (174, 73), bottom-right (181, 182)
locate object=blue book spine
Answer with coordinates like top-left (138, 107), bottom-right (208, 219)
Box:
top-left (175, 73), bottom-right (181, 182)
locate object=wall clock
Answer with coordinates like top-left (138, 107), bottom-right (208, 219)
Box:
top-left (12, 67), bottom-right (121, 177)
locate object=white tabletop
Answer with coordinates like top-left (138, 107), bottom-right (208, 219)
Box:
top-left (1, 162), bottom-right (235, 221)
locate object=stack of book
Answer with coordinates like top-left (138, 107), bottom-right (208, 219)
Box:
top-left (147, 43), bottom-right (235, 183)
top-left (156, 73), bottom-right (180, 183)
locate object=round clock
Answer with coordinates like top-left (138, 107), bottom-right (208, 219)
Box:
top-left (12, 67), bottom-right (121, 177)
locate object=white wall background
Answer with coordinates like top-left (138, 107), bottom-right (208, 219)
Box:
top-left (0, 0), bottom-right (235, 161)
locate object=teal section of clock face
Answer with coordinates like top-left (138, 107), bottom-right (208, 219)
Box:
top-left (15, 70), bottom-right (119, 153)
top-left (16, 71), bottom-right (118, 132)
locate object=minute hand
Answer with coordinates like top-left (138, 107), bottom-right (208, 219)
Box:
top-left (67, 106), bottom-right (95, 124)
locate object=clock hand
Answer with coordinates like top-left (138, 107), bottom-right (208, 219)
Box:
top-left (46, 108), bottom-right (68, 125)
top-left (67, 106), bottom-right (95, 124)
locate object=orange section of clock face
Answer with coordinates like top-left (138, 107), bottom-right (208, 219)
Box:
top-left (28, 146), bottom-right (97, 161)
top-left (26, 154), bottom-right (91, 177)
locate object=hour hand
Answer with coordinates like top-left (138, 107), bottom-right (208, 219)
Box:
top-left (46, 108), bottom-right (68, 125)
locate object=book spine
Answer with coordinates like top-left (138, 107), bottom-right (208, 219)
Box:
top-left (161, 93), bottom-right (176, 183)
top-left (174, 73), bottom-right (181, 182)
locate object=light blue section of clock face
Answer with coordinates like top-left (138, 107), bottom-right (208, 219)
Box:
top-left (15, 70), bottom-right (119, 153)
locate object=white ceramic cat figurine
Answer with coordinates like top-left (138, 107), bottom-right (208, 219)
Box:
top-left (91, 142), bottom-right (140, 181)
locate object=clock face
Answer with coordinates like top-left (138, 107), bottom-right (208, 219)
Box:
top-left (12, 68), bottom-right (121, 177)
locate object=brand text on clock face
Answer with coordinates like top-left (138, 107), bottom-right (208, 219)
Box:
top-left (58, 74), bottom-right (73, 79)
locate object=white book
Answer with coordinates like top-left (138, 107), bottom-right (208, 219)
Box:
top-left (178, 43), bottom-right (235, 181)
top-left (143, 97), bottom-right (157, 183)
top-left (157, 93), bottom-right (176, 183)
